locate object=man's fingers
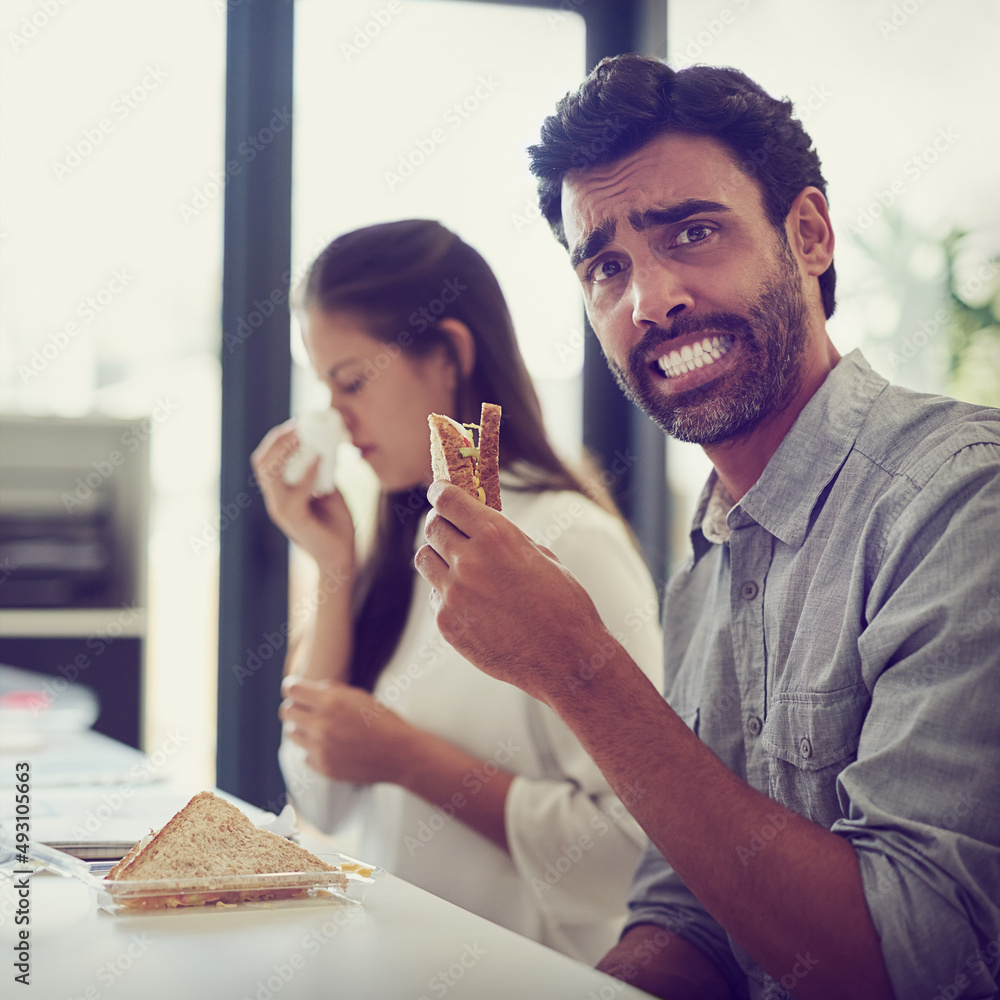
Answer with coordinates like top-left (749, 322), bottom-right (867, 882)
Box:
top-left (414, 541), bottom-right (453, 592)
top-left (425, 480), bottom-right (495, 536)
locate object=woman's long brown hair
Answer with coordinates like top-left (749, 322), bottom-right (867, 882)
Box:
top-left (301, 220), bottom-right (616, 693)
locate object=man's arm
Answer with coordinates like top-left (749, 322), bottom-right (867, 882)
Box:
top-left (598, 924), bottom-right (733, 1000)
top-left (415, 483), bottom-right (894, 1000)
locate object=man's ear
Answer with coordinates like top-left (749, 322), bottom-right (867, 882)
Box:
top-left (787, 186), bottom-right (835, 278)
top-left (437, 318), bottom-right (477, 378)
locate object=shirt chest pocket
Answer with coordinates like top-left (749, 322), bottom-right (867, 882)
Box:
top-left (760, 686), bottom-right (869, 829)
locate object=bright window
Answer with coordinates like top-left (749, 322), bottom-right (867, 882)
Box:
top-left (0, 0), bottom-right (226, 787)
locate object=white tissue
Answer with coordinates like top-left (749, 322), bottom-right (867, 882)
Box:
top-left (283, 410), bottom-right (346, 494)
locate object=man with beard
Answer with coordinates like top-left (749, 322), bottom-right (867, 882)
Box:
top-left (416, 56), bottom-right (999, 1000)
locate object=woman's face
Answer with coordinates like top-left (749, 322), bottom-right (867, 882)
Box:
top-left (303, 309), bottom-right (459, 492)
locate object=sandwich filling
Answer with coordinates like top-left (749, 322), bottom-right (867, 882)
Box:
top-left (428, 403), bottom-right (501, 511)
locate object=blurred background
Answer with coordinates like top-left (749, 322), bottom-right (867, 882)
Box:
top-left (1, 0), bottom-right (997, 800)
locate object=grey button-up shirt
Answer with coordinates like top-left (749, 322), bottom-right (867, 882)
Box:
top-left (625, 351), bottom-right (1000, 999)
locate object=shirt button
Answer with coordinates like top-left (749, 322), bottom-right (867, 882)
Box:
top-left (740, 581), bottom-right (759, 600)
top-left (799, 737), bottom-right (813, 759)
top-left (747, 716), bottom-right (763, 737)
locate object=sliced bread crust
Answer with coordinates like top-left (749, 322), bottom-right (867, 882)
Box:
top-left (108, 792), bottom-right (337, 882)
top-left (429, 413), bottom-right (477, 495)
top-left (477, 403), bottom-right (502, 512)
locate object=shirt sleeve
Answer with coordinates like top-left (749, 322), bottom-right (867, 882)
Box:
top-left (277, 731), bottom-right (368, 834)
top-left (624, 841), bottom-right (751, 998)
top-left (835, 440), bottom-right (1000, 998)
top-left (504, 494), bottom-right (665, 931)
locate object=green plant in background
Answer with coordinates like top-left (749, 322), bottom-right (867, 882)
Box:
top-left (941, 230), bottom-right (1000, 407)
top-left (851, 210), bottom-right (999, 407)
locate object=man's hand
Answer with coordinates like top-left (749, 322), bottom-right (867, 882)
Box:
top-left (415, 480), bottom-right (614, 705)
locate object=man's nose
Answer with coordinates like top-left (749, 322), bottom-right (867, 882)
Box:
top-left (630, 260), bottom-right (694, 329)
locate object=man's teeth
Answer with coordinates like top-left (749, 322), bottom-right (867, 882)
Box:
top-left (656, 335), bottom-right (734, 378)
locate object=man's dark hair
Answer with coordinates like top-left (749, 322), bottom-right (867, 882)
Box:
top-left (529, 54), bottom-right (836, 318)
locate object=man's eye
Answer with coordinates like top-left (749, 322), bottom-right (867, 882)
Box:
top-left (675, 225), bottom-right (714, 246)
top-left (591, 259), bottom-right (625, 283)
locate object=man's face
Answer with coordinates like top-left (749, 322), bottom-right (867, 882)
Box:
top-left (562, 132), bottom-right (811, 446)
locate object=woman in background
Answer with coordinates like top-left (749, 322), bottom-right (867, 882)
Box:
top-left (252, 219), bottom-right (662, 963)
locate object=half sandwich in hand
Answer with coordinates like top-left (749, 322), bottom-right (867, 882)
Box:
top-left (428, 402), bottom-right (501, 511)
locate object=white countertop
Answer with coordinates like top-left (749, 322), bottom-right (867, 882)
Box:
top-left (4, 853), bottom-right (653, 1000)
top-left (1, 729), bottom-right (652, 1000)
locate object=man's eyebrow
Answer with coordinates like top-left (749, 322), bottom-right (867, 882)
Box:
top-left (570, 218), bottom-right (617, 269)
top-left (628, 199), bottom-right (731, 232)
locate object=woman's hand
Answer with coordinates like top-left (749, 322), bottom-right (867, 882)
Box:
top-left (251, 420), bottom-right (356, 576)
top-left (279, 677), bottom-right (416, 786)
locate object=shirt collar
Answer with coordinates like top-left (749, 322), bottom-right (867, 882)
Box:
top-left (690, 349), bottom-right (888, 556)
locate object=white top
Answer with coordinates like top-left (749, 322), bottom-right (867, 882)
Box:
top-left (280, 483), bottom-right (663, 964)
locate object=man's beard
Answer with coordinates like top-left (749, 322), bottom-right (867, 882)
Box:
top-left (607, 236), bottom-right (810, 446)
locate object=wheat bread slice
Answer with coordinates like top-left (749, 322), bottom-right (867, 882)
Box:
top-left (429, 413), bottom-right (477, 496)
top-left (107, 791), bottom-right (340, 883)
top-left (477, 403), bottom-right (502, 511)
